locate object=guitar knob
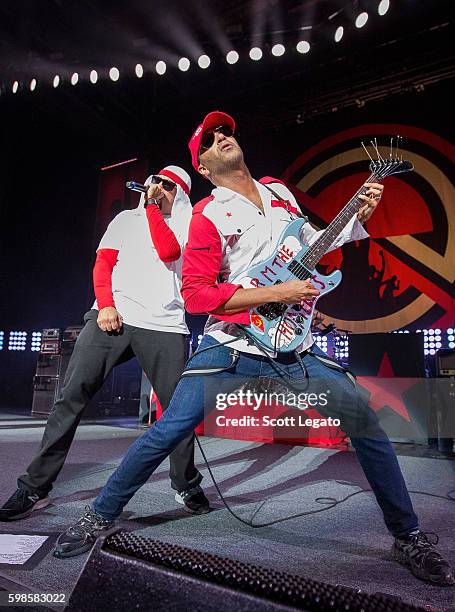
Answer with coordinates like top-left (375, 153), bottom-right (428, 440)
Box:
top-left (295, 328), bottom-right (303, 335)
top-left (295, 315), bottom-right (304, 323)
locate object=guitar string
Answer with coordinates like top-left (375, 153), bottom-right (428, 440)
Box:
top-left (257, 161), bottom-right (400, 347)
top-left (299, 160), bottom-right (399, 272)
top-left (299, 170), bottom-right (379, 271)
top-left (258, 169), bottom-right (381, 328)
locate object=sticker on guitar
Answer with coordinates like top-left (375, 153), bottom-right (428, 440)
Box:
top-left (268, 316), bottom-right (297, 348)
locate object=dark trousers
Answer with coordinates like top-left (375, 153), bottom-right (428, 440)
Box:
top-left (18, 310), bottom-right (202, 495)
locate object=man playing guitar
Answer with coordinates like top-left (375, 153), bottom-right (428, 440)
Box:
top-left (53, 112), bottom-right (454, 587)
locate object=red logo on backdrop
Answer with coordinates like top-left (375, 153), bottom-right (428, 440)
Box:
top-left (282, 125), bottom-right (455, 332)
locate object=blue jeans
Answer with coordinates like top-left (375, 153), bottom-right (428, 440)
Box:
top-left (94, 335), bottom-right (418, 537)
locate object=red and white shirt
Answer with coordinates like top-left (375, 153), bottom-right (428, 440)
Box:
top-left (93, 205), bottom-right (189, 334)
top-left (182, 178), bottom-right (368, 355)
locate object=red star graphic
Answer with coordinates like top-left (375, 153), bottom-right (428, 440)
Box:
top-left (357, 353), bottom-right (416, 421)
top-left (226, 212), bottom-right (232, 217)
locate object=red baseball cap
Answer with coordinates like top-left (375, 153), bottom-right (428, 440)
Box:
top-left (188, 111), bottom-right (236, 172)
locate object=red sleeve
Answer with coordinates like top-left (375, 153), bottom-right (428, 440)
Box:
top-left (146, 205), bottom-right (181, 262)
top-left (93, 248), bottom-right (119, 309)
top-left (182, 210), bottom-right (250, 324)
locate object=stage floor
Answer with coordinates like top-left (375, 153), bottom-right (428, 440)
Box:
top-left (0, 418), bottom-right (454, 610)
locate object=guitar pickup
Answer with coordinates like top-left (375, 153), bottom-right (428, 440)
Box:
top-left (256, 302), bottom-right (287, 321)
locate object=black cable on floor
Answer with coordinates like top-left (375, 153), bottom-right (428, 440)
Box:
top-left (195, 435), bottom-right (455, 528)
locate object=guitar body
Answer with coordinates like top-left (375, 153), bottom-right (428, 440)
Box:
top-left (236, 219), bottom-right (342, 352)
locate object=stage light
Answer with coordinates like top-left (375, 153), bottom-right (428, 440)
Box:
top-left (135, 63), bottom-right (143, 78)
top-left (428, 329), bottom-right (435, 335)
top-left (53, 75), bottom-right (60, 88)
top-left (89, 70), bottom-right (98, 84)
top-left (178, 57), bottom-right (190, 72)
top-left (109, 67), bottom-right (120, 81)
top-left (436, 342), bottom-right (442, 349)
top-left (378, 0), bottom-right (390, 16)
top-left (296, 41), bottom-right (310, 54)
top-left (449, 342), bottom-right (455, 349)
top-left (31, 331), bottom-right (41, 352)
top-left (12, 81), bottom-right (19, 93)
top-left (198, 54), bottom-right (211, 69)
top-left (30, 78), bottom-right (37, 92)
top-left (434, 328), bottom-right (441, 334)
top-left (155, 61), bottom-right (167, 75)
top-left (226, 50), bottom-right (239, 64)
top-left (448, 335), bottom-right (455, 342)
top-left (8, 331), bottom-right (27, 351)
top-left (334, 26), bottom-right (344, 42)
top-left (249, 47), bottom-right (263, 61)
top-left (271, 44), bottom-right (285, 57)
top-left (0, 331), bottom-right (4, 350)
top-left (447, 328), bottom-right (454, 334)
top-left (355, 12), bottom-right (369, 28)
top-left (71, 72), bottom-right (79, 86)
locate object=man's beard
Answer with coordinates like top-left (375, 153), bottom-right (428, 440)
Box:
top-left (212, 148), bottom-right (243, 175)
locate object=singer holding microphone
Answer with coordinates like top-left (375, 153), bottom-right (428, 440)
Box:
top-left (0, 165), bottom-right (209, 528)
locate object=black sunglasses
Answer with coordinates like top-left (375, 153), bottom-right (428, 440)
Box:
top-left (150, 175), bottom-right (176, 192)
top-left (199, 124), bottom-right (234, 153)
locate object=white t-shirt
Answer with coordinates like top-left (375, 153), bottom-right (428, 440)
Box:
top-left (93, 208), bottom-right (189, 334)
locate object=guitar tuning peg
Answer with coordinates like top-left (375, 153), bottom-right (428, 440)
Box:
top-left (395, 135), bottom-right (400, 161)
top-left (370, 138), bottom-right (384, 162)
top-left (361, 141), bottom-right (374, 163)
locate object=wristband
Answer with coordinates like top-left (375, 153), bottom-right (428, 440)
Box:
top-left (145, 197), bottom-right (159, 208)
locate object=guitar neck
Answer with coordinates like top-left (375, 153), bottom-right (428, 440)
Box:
top-left (301, 172), bottom-right (379, 270)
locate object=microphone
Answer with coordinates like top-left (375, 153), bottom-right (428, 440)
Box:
top-left (126, 181), bottom-right (148, 193)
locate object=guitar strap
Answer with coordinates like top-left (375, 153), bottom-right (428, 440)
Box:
top-left (263, 184), bottom-right (308, 222)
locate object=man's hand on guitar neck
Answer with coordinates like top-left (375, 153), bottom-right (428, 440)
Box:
top-left (357, 182), bottom-right (383, 224)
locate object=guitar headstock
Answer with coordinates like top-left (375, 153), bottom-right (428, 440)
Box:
top-left (362, 136), bottom-right (414, 179)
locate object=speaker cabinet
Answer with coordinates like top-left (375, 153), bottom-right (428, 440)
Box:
top-left (67, 530), bottom-right (424, 612)
top-left (31, 377), bottom-right (58, 417)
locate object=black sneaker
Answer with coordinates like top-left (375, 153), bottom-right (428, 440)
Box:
top-left (392, 530), bottom-right (455, 586)
top-left (175, 485), bottom-right (210, 514)
top-left (53, 505), bottom-right (113, 559)
top-left (0, 488), bottom-right (50, 521)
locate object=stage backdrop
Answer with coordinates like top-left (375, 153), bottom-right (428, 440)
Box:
top-left (282, 124), bottom-right (454, 332)
top-left (91, 121), bottom-right (454, 447)
top-left (95, 125), bottom-right (454, 332)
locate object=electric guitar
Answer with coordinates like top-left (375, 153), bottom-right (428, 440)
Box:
top-left (237, 142), bottom-right (413, 352)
